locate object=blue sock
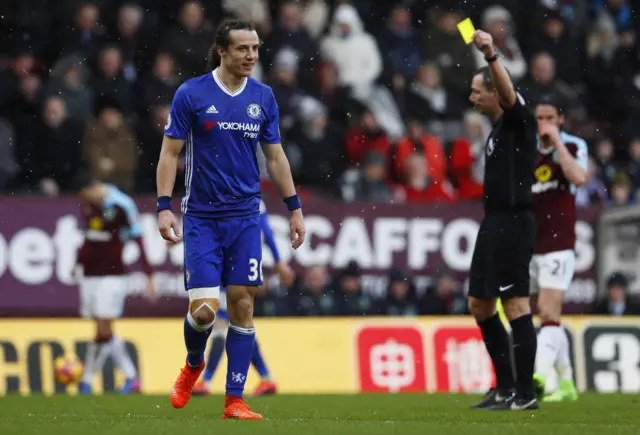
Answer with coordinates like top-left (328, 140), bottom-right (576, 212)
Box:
top-left (184, 313), bottom-right (212, 367)
top-left (251, 339), bottom-right (270, 379)
top-left (203, 335), bottom-right (226, 382)
top-left (225, 324), bottom-right (256, 398)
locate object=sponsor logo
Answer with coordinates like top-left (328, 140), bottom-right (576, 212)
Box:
top-left (206, 105), bottom-right (218, 114)
top-left (532, 180), bottom-right (559, 194)
top-left (164, 113), bottom-right (171, 130)
top-left (0, 338), bottom-right (139, 395)
top-left (583, 326), bottom-right (640, 393)
top-left (247, 103), bottom-right (261, 119)
top-left (356, 326), bottom-right (426, 393)
top-left (535, 165), bottom-right (553, 183)
top-left (433, 326), bottom-right (495, 393)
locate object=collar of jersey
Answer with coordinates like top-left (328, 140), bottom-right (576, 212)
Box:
top-left (212, 68), bottom-right (247, 97)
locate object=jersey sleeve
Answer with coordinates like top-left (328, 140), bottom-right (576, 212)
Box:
top-left (259, 201), bottom-right (281, 262)
top-left (502, 92), bottom-right (534, 126)
top-left (259, 88), bottom-right (281, 145)
top-left (120, 197), bottom-right (143, 238)
top-left (165, 83), bottom-right (192, 140)
top-left (574, 138), bottom-right (589, 171)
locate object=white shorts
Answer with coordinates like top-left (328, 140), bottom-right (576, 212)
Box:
top-left (79, 276), bottom-right (128, 319)
top-left (529, 250), bottom-right (576, 293)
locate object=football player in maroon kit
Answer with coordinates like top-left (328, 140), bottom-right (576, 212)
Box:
top-left (530, 97), bottom-right (587, 402)
top-left (74, 174), bottom-right (156, 394)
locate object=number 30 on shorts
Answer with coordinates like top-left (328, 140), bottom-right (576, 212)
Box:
top-left (248, 258), bottom-right (263, 282)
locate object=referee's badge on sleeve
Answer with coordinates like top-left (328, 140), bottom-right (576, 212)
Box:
top-left (486, 138), bottom-right (495, 156)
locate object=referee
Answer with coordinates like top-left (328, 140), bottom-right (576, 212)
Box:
top-left (467, 30), bottom-right (538, 411)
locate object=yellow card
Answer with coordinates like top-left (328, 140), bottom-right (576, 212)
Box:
top-left (457, 18), bottom-right (476, 44)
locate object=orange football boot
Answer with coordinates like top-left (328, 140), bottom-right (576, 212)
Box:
top-left (192, 380), bottom-right (211, 396)
top-left (252, 380), bottom-right (277, 397)
top-left (222, 394), bottom-right (263, 420)
top-left (170, 361), bottom-right (205, 409)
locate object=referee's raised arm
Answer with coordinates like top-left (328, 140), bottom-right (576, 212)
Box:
top-left (472, 30), bottom-right (516, 109)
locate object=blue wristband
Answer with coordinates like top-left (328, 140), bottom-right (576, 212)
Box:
top-left (157, 196), bottom-right (172, 213)
top-left (283, 194), bottom-right (302, 211)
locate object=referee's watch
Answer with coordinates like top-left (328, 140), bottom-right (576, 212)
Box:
top-left (485, 53), bottom-right (498, 63)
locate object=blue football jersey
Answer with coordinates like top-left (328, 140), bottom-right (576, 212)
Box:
top-left (165, 68), bottom-right (281, 219)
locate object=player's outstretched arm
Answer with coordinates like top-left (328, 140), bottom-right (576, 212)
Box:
top-left (473, 30), bottom-right (516, 108)
top-left (156, 135), bottom-right (184, 244)
top-left (262, 142), bottom-right (305, 249)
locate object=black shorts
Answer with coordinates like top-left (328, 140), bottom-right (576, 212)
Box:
top-left (468, 210), bottom-right (536, 300)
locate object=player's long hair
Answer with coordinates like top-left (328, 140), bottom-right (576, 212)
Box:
top-left (207, 19), bottom-right (255, 70)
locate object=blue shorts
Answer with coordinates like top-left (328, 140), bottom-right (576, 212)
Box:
top-left (183, 214), bottom-right (263, 290)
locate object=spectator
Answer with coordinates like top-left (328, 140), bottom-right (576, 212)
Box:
top-left (45, 55), bottom-right (94, 124)
top-left (334, 260), bottom-right (375, 316)
top-left (299, 0), bottom-right (329, 39)
top-left (0, 118), bottom-right (18, 192)
top-left (626, 137), bottom-right (640, 189)
top-left (93, 45), bottom-right (133, 115)
top-left (83, 97), bottom-right (138, 192)
top-left (160, 1), bottom-right (213, 78)
top-left (518, 52), bottom-right (582, 118)
top-left (345, 110), bottom-right (391, 167)
top-left (576, 156), bottom-right (608, 207)
top-left (422, 9), bottom-right (476, 102)
top-left (393, 119), bottom-right (446, 184)
top-left (222, 0), bottom-right (270, 36)
top-left (260, 0), bottom-right (320, 93)
top-left (380, 5), bottom-right (421, 85)
top-left (406, 62), bottom-right (463, 124)
top-left (320, 3), bottom-right (382, 100)
top-left (313, 62), bottom-right (352, 127)
top-left (285, 97), bottom-right (344, 193)
top-left (585, 8), bottom-right (638, 124)
top-left (20, 97), bottom-right (84, 195)
top-left (287, 265), bottom-right (338, 316)
top-left (591, 272), bottom-right (640, 315)
top-left (268, 47), bottom-right (304, 135)
top-left (449, 111), bottom-right (489, 201)
top-left (136, 104), bottom-right (173, 193)
top-left (340, 151), bottom-right (395, 203)
top-left (609, 172), bottom-right (634, 206)
top-left (421, 269), bottom-right (467, 315)
top-left (377, 268), bottom-right (421, 316)
top-left (528, 9), bottom-right (582, 85)
top-left (398, 152), bottom-right (457, 204)
top-left (473, 5), bottom-right (527, 82)
top-left (253, 284), bottom-right (288, 317)
top-left (139, 53), bottom-right (180, 113)
top-left (55, 3), bottom-right (106, 63)
top-left (109, 3), bottom-right (149, 81)
top-left (593, 136), bottom-right (620, 190)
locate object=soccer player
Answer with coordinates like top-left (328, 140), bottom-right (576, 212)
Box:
top-left (467, 30), bottom-right (539, 411)
top-left (74, 173), bottom-right (155, 395)
top-left (531, 97), bottom-right (586, 402)
top-left (193, 199), bottom-right (295, 397)
top-left (156, 20), bottom-right (305, 420)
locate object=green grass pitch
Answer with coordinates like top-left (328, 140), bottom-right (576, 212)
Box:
top-left (1, 394), bottom-right (639, 435)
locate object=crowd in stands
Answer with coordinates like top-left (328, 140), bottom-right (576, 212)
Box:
top-left (2, 0), bottom-right (640, 207)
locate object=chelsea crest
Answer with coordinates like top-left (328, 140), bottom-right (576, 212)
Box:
top-left (247, 103), bottom-right (261, 119)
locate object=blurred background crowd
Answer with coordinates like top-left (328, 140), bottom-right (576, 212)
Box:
top-left (2, 0), bottom-right (640, 206)
top-left (2, 0), bottom-right (640, 317)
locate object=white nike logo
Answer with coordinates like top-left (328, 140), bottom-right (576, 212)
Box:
top-left (499, 284), bottom-right (514, 291)
top-left (510, 398), bottom-right (537, 410)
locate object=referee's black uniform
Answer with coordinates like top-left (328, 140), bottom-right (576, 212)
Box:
top-left (469, 91), bottom-right (539, 411)
top-left (469, 92), bottom-right (537, 300)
